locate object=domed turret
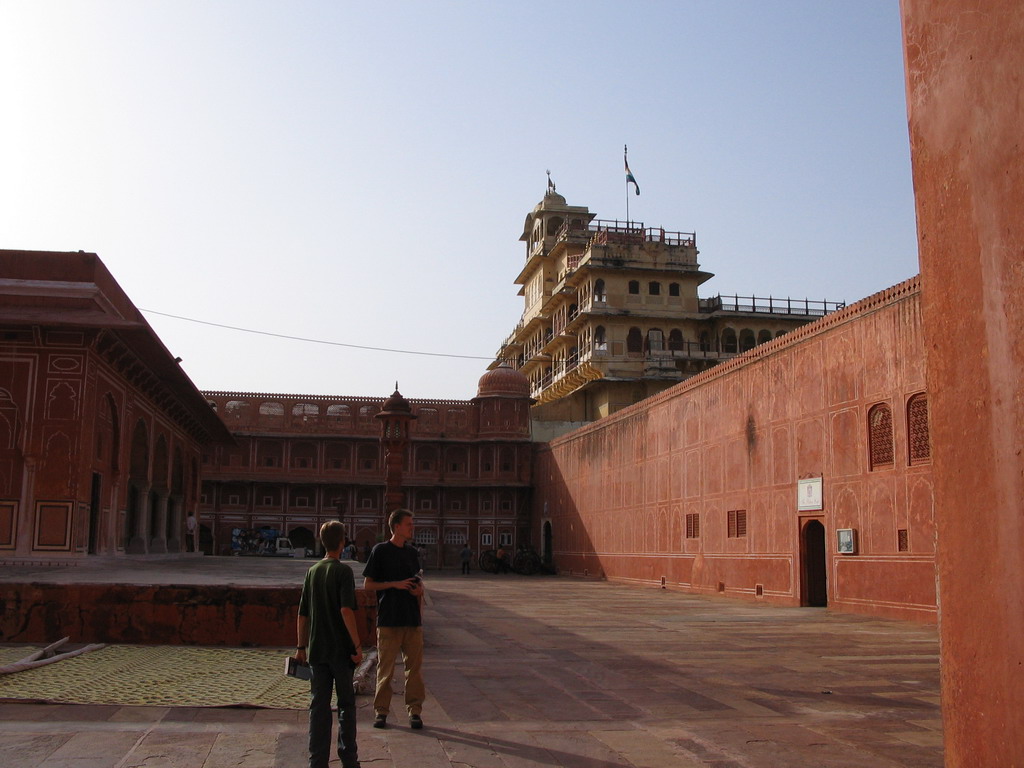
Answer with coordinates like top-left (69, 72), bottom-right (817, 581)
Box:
top-left (476, 363), bottom-right (531, 400)
top-left (379, 387), bottom-right (412, 415)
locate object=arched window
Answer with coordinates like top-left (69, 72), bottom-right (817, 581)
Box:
top-left (416, 408), bottom-right (439, 430)
top-left (291, 442), bottom-right (317, 469)
top-left (416, 445), bottom-right (437, 472)
top-left (259, 402), bottom-right (284, 417)
top-left (326, 404), bottom-right (351, 424)
top-left (868, 403), bottom-right (895, 469)
top-left (648, 281), bottom-right (661, 296)
top-left (325, 443), bottom-right (350, 470)
top-left (414, 528), bottom-right (438, 545)
top-left (627, 327), bottom-right (643, 355)
top-left (594, 326), bottom-right (608, 353)
top-left (722, 328), bottom-right (737, 353)
top-left (757, 330), bottom-right (772, 344)
top-left (499, 447), bottom-right (515, 473)
top-left (628, 280), bottom-right (640, 295)
top-left (739, 329), bottom-right (756, 352)
top-left (668, 283), bottom-right (680, 297)
top-left (446, 447), bottom-right (468, 474)
top-left (668, 329), bottom-right (684, 351)
top-left (224, 401), bottom-right (250, 420)
top-left (907, 394), bottom-right (931, 463)
top-left (594, 279), bottom-right (606, 302)
top-left (447, 408), bottom-right (468, 430)
top-left (357, 405), bottom-right (378, 428)
top-left (699, 331), bottom-right (711, 352)
top-left (444, 529), bottom-right (467, 545)
top-left (292, 403), bottom-right (319, 417)
top-left (257, 440), bottom-right (283, 468)
top-left (647, 328), bottom-right (664, 351)
top-left (357, 443), bottom-right (378, 472)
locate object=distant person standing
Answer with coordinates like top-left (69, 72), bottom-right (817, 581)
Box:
top-left (295, 521), bottom-right (363, 768)
top-left (460, 544), bottom-right (473, 575)
top-left (363, 509), bottom-right (425, 730)
top-left (186, 513), bottom-right (197, 552)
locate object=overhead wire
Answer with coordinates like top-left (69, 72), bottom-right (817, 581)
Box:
top-left (139, 309), bottom-right (494, 361)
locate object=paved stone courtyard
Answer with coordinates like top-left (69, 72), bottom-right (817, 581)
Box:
top-left (0, 558), bottom-right (942, 767)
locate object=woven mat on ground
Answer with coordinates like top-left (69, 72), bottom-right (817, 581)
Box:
top-left (0, 646), bottom-right (309, 709)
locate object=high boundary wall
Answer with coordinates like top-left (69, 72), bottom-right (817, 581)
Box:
top-left (533, 276), bottom-right (935, 623)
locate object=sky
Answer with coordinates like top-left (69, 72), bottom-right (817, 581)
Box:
top-left (0, 1), bottom-right (918, 400)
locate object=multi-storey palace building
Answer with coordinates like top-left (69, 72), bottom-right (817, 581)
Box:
top-left (0, 250), bottom-right (232, 559)
top-left (198, 364), bottom-right (533, 566)
top-left (494, 186), bottom-right (845, 422)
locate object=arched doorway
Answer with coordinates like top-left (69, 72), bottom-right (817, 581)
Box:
top-left (126, 420), bottom-right (150, 553)
top-left (198, 524), bottom-right (213, 556)
top-left (801, 519), bottom-right (827, 606)
top-left (289, 525), bottom-right (315, 555)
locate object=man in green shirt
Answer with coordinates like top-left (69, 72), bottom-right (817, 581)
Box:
top-left (295, 521), bottom-right (364, 768)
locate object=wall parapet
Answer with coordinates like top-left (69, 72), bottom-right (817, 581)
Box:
top-left (547, 274), bottom-right (922, 448)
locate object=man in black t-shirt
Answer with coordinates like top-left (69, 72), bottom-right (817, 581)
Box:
top-left (363, 509), bottom-right (425, 729)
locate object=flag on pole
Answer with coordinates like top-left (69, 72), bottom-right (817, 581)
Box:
top-left (624, 145), bottom-right (640, 196)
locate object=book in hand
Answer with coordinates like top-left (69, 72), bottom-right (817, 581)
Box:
top-left (285, 656), bottom-right (313, 681)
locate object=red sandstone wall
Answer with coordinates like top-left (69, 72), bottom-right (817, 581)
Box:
top-left (1, 584), bottom-right (377, 648)
top-left (534, 278), bottom-right (936, 622)
top-left (901, 2), bottom-right (1024, 762)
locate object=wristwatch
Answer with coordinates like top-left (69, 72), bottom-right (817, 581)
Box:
top-left (296, 645), bottom-right (305, 650)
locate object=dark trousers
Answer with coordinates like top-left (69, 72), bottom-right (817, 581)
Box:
top-left (309, 658), bottom-right (357, 768)
top-left (461, 561), bottom-right (470, 574)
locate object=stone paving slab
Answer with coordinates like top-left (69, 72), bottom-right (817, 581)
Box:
top-left (0, 565), bottom-right (942, 767)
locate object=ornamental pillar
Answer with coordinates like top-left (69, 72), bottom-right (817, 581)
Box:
top-left (375, 387), bottom-right (416, 536)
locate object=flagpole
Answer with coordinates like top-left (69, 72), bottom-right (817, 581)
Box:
top-left (624, 144), bottom-right (630, 224)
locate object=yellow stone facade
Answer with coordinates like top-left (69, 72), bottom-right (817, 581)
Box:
top-left (494, 187), bottom-right (843, 422)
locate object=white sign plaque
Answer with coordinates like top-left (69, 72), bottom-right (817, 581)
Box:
top-left (798, 477), bottom-right (823, 511)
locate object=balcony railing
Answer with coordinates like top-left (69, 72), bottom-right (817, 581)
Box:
top-left (700, 295), bottom-right (844, 316)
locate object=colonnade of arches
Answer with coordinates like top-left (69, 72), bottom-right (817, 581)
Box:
top-left (623, 326), bottom-right (787, 355)
top-left (122, 413), bottom-right (195, 554)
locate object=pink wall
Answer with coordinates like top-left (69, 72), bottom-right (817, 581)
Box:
top-left (901, 1), bottom-right (1024, 762)
top-left (534, 277), bottom-right (936, 622)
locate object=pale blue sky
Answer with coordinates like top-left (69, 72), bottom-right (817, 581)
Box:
top-left (0, 1), bottom-right (917, 399)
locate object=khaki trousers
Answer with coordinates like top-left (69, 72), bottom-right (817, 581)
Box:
top-left (374, 626), bottom-right (424, 717)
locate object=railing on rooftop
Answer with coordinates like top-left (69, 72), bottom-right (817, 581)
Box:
top-left (554, 218), bottom-right (697, 248)
top-left (700, 295), bottom-right (845, 317)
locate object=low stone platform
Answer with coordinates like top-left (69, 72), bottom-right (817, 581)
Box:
top-left (0, 554), bottom-right (376, 647)
top-left (0, 560), bottom-right (943, 767)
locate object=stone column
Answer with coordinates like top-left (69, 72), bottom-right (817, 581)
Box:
top-left (166, 497), bottom-right (182, 552)
top-left (901, 2), bottom-right (1024, 764)
top-left (16, 457), bottom-right (37, 555)
top-left (126, 483), bottom-right (150, 554)
top-left (149, 491), bottom-right (168, 553)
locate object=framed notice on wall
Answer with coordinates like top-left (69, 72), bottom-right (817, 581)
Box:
top-left (836, 528), bottom-right (858, 555)
top-left (797, 477), bottom-right (823, 511)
